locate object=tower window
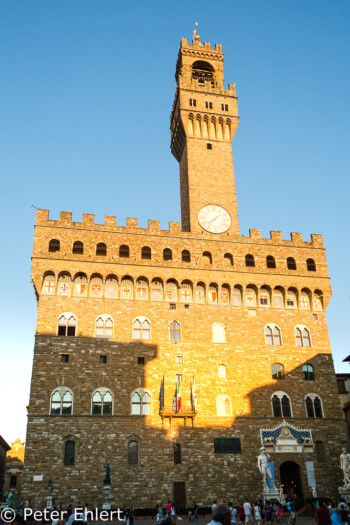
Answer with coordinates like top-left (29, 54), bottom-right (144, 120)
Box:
top-left (61, 354), bottom-right (69, 363)
top-left (170, 303), bottom-right (176, 310)
top-left (303, 364), bottom-right (315, 381)
top-left (49, 239), bottom-right (60, 253)
top-left (207, 143), bottom-right (212, 150)
top-left (96, 242), bottom-right (107, 256)
top-left (174, 443), bottom-right (181, 464)
top-left (182, 250), bottom-right (191, 262)
top-left (141, 246), bottom-right (152, 260)
top-left (287, 257), bottom-right (297, 270)
top-left (266, 256), bottom-right (276, 269)
top-left (245, 254), bottom-right (255, 267)
top-left (72, 241), bottom-right (83, 255)
top-left (271, 363), bottom-right (285, 380)
top-left (176, 355), bottom-right (183, 364)
top-left (170, 321), bottom-right (181, 341)
top-left (189, 99), bottom-right (197, 107)
top-left (163, 248), bottom-right (172, 261)
top-left (119, 245), bottom-right (130, 258)
top-left (138, 357), bottom-right (145, 365)
top-left (221, 104), bottom-right (229, 111)
top-left (205, 101), bottom-right (213, 109)
top-left (64, 440), bottom-right (75, 466)
top-left (100, 355), bottom-right (107, 364)
top-left (307, 258), bottom-right (317, 272)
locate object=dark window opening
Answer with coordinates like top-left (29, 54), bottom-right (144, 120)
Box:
top-left (224, 253), bottom-right (234, 266)
top-left (287, 257), bottom-right (297, 270)
top-left (138, 357), bottom-right (145, 365)
top-left (128, 440), bottom-right (138, 464)
top-left (189, 99), bottom-right (197, 107)
top-left (9, 475), bottom-right (17, 488)
top-left (100, 355), bottom-right (107, 364)
top-left (119, 245), bottom-right (130, 258)
top-left (61, 354), bottom-right (69, 363)
top-left (72, 241), bottom-right (83, 255)
top-left (245, 254), bottom-right (255, 267)
top-left (64, 440), bottom-right (75, 466)
top-left (307, 258), bottom-right (316, 272)
top-left (266, 256), bottom-right (276, 269)
top-left (207, 143), bottom-right (212, 150)
top-left (96, 242), bottom-right (107, 256)
top-left (49, 239), bottom-right (60, 253)
top-left (170, 303), bottom-right (176, 310)
top-left (163, 248), bottom-right (172, 261)
top-left (303, 364), bottom-right (315, 381)
top-left (174, 443), bottom-right (181, 464)
top-left (141, 246), bottom-right (152, 260)
top-left (182, 250), bottom-right (191, 262)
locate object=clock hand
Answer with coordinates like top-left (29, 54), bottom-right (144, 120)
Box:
top-left (208, 215), bottom-right (220, 224)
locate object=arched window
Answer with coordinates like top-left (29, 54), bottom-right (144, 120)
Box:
top-left (265, 324), bottom-right (282, 346)
top-left (182, 250), bottom-right (191, 263)
top-left (305, 395), bottom-right (323, 418)
top-left (92, 389), bottom-right (113, 415)
top-left (128, 440), bottom-right (138, 464)
top-left (58, 313), bottom-right (76, 336)
top-left (133, 317), bottom-right (151, 340)
top-left (163, 248), bottom-right (172, 261)
top-left (212, 322), bottom-right (226, 343)
top-left (119, 245), bottom-right (129, 258)
top-left (174, 443), bottom-right (181, 464)
top-left (315, 441), bottom-right (326, 462)
top-left (271, 363), bottom-right (285, 380)
top-left (141, 246), bottom-right (151, 260)
top-left (72, 241), bottom-right (83, 255)
top-left (218, 364), bottom-right (227, 378)
top-left (287, 257), bottom-right (297, 270)
top-left (64, 441), bottom-right (75, 466)
top-left (216, 395), bottom-right (232, 416)
top-left (95, 315), bottom-right (113, 338)
top-left (202, 251), bottom-right (212, 264)
top-left (170, 321), bottom-right (181, 341)
top-left (303, 364), bottom-right (315, 381)
top-left (300, 291), bottom-right (310, 310)
top-left (245, 254), bottom-right (255, 267)
top-left (273, 289), bottom-right (284, 308)
top-left (96, 242), bottom-right (107, 256)
top-left (131, 390), bottom-right (151, 415)
top-left (307, 258), bottom-right (316, 272)
top-left (49, 239), bottom-right (60, 253)
top-left (271, 392), bottom-right (292, 417)
top-left (295, 326), bottom-right (311, 347)
top-left (50, 388), bottom-right (73, 415)
top-left (266, 256), bottom-right (276, 269)
top-left (224, 253), bottom-right (234, 266)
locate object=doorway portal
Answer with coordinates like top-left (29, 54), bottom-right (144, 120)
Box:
top-left (279, 461), bottom-right (303, 499)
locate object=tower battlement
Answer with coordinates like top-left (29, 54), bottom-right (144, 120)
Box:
top-left (35, 209), bottom-right (324, 247)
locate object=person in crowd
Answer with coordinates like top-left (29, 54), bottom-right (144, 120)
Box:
top-left (315, 502), bottom-right (331, 525)
top-left (330, 502), bottom-right (342, 525)
top-left (157, 504), bottom-right (164, 523)
top-left (243, 499), bottom-right (251, 523)
top-left (167, 502), bottom-right (173, 516)
top-left (228, 503), bottom-right (237, 525)
top-left (212, 502), bottom-right (218, 514)
top-left (207, 504), bottom-right (231, 525)
top-left (253, 502), bottom-right (261, 525)
top-left (193, 505), bottom-right (199, 523)
top-left (265, 502), bottom-right (273, 525)
top-left (237, 504), bottom-right (245, 523)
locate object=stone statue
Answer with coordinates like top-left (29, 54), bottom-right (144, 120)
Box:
top-left (258, 446), bottom-right (276, 490)
top-left (103, 463), bottom-right (111, 486)
top-left (340, 448), bottom-right (350, 487)
top-left (311, 485), bottom-right (317, 498)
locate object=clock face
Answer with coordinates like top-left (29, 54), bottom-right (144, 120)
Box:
top-left (198, 205), bottom-right (231, 233)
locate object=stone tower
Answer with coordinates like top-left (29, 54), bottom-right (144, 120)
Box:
top-left (171, 35), bottom-right (239, 234)
top-left (22, 32), bottom-right (347, 510)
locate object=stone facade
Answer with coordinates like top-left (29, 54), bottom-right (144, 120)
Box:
top-left (3, 439), bottom-right (25, 505)
top-left (22, 34), bottom-right (347, 510)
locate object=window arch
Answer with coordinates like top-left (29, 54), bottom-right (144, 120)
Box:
top-left (245, 254), bottom-right (255, 267)
top-left (245, 287), bottom-right (257, 306)
top-left (212, 322), bottom-right (226, 343)
top-left (119, 245), bottom-right (129, 258)
top-left (49, 239), bottom-right (60, 253)
top-left (57, 313), bottom-right (76, 336)
top-left (128, 440), bottom-right (138, 464)
top-left (216, 395), bottom-right (232, 416)
top-left (95, 315), bottom-right (113, 338)
top-left (266, 256), bottom-right (276, 269)
top-left (218, 364), bottom-right (227, 378)
top-left (131, 389), bottom-right (151, 415)
top-left (273, 288), bottom-right (284, 308)
top-left (72, 241), bottom-right (83, 255)
top-left (295, 325), bottom-right (311, 347)
top-left (271, 363), bottom-right (285, 380)
top-left (265, 324), bottom-right (282, 346)
top-left (202, 251), bottom-right (212, 264)
top-left (307, 258), bottom-right (316, 272)
top-left (224, 253), bottom-right (234, 266)
top-left (163, 248), bottom-right (172, 261)
top-left (182, 250), bottom-right (191, 263)
top-left (96, 242), bottom-right (107, 256)
top-left (50, 388), bottom-right (73, 415)
top-left (233, 286), bottom-right (242, 305)
top-left (259, 288), bottom-right (270, 307)
top-left (133, 317), bottom-right (151, 340)
top-left (300, 291), bottom-right (311, 310)
top-left (141, 246), bottom-right (152, 260)
top-left (64, 440), bottom-right (75, 466)
top-left (92, 388), bottom-right (113, 415)
top-left (305, 394), bottom-right (323, 418)
top-left (303, 364), bottom-right (315, 381)
top-left (287, 257), bottom-right (297, 270)
top-left (271, 392), bottom-right (292, 417)
top-left (170, 321), bottom-right (181, 341)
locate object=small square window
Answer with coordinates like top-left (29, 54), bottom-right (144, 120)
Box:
top-left (100, 355), bottom-right (107, 364)
top-left (189, 99), bottom-right (197, 107)
top-left (313, 314), bottom-right (319, 321)
top-left (184, 304), bottom-right (190, 309)
top-left (61, 354), bottom-right (69, 363)
top-left (170, 303), bottom-right (176, 310)
top-left (205, 101), bottom-right (213, 109)
top-left (138, 357), bottom-right (145, 365)
top-left (207, 143), bottom-right (212, 150)
top-left (176, 356), bottom-right (184, 364)
top-left (221, 104), bottom-right (229, 111)
top-left (176, 374), bottom-right (183, 383)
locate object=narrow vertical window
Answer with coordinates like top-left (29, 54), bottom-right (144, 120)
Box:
top-left (64, 441), bottom-right (75, 466)
top-left (128, 441), bottom-right (138, 464)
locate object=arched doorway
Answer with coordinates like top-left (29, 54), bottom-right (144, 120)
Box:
top-left (280, 461), bottom-right (303, 499)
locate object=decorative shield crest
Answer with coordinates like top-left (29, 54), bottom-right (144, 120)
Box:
top-left (196, 290), bottom-right (204, 303)
top-left (166, 289), bottom-right (175, 300)
top-left (136, 287), bottom-right (147, 299)
top-left (58, 282), bottom-right (70, 296)
top-left (122, 286), bottom-right (132, 298)
top-left (106, 285), bottom-right (117, 297)
top-left (44, 281), bottom-right (55, 295)
top-left (246, 293), bottom-right (256, 305)
top-left (75, 283), bottom-right (86, 295)
top-left (91, 284), bottom-right (102, 296)
top-left (151, 288), bottom-right (161, 300)
top-left (221, 291), bottom-right (229, 304)
top-left (208, 291), bottom-right (217, 303)
top-left (180, 289), bottom-right (191, 302)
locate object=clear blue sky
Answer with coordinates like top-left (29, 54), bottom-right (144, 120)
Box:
top-left (1, 1), bottom-right (349, 444)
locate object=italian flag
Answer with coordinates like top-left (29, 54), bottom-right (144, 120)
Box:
top-left (177, 378), bottom-right (181, 412)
